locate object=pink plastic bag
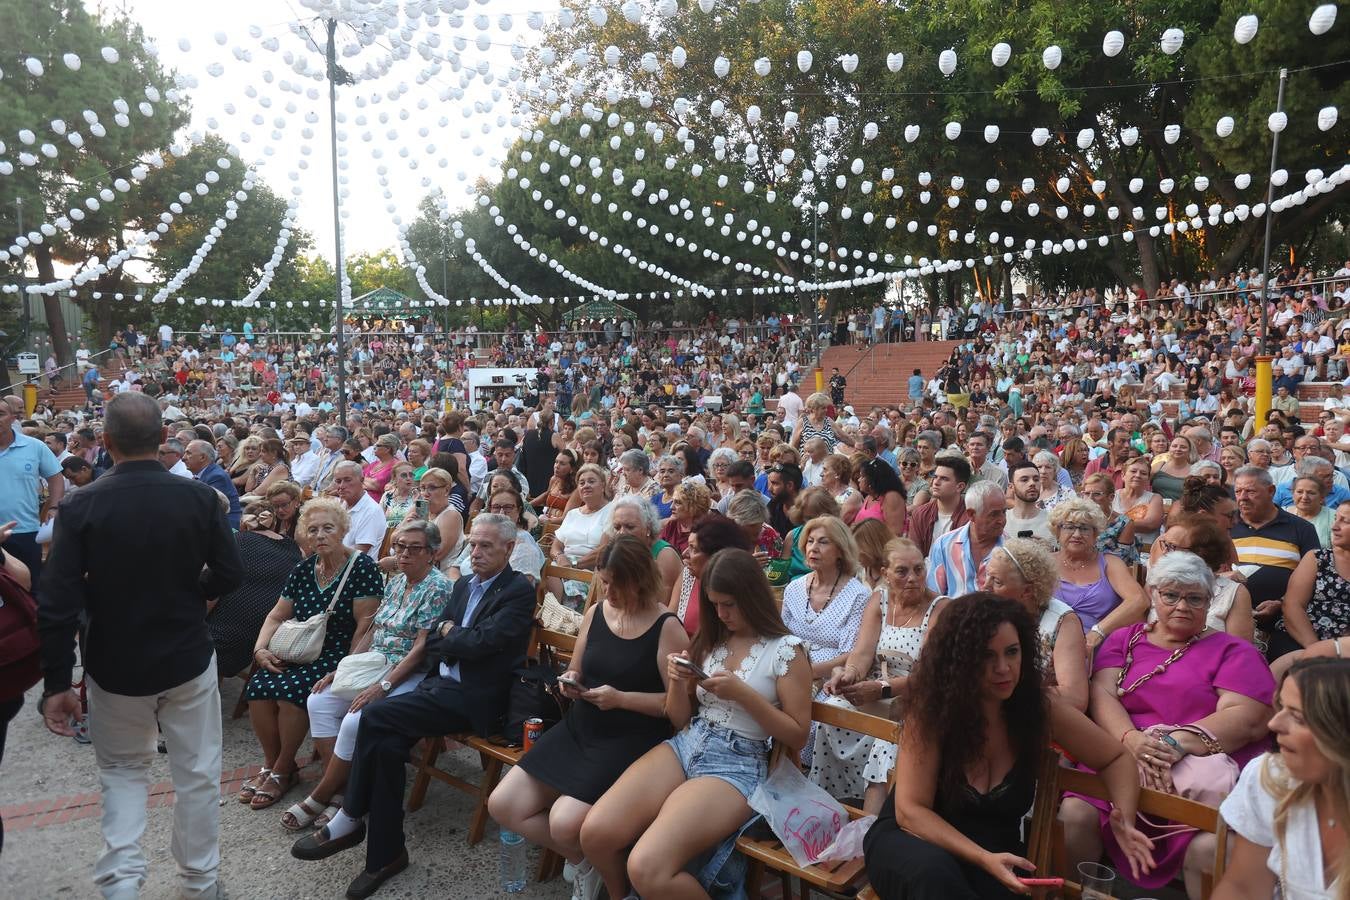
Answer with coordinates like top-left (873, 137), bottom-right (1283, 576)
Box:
top-left (747, 757), bottom-right (848, 867)
top-left (814, 815), bottom-right (876, 865)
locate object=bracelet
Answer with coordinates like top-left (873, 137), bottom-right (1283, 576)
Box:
top-left (1118, 727), bottom-right (1136, 743)
top-left (1336, 637), bottom-right (1344, 659)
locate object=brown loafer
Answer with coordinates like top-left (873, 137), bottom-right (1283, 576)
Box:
top-left (290, 821), bottom-right (367, 861)
top-left (345, 849), bottom-right (409, 899)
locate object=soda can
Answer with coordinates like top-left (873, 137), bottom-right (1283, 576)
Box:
top-left (523, 717), bottom-right (544, 752)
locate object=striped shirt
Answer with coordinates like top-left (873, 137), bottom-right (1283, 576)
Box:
top-left (926, 523), bottom-right (1002, 597)
top-left (1231, 509), bottom-right (1321, 606)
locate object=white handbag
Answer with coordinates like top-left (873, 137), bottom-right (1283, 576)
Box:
top-left (330, 650), bottom-right (392, 699)
top-left (267, 553), bottom-right (356, 664)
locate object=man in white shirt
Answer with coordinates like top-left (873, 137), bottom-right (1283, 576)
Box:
top-left (800, 437), bottom-right (829, 487)
top-left (776, 390), bottom-right (803, 432)
top-left (158, 439), bottom-right (194, 478)
top-left (1003, 461), bottom-right (1055, 544)
top-left (332, 462), bottom-right (386, 558)
top-left (288, 434), bottom-right (320, 486)
top-left (158, 322), bottom-right (174, 351)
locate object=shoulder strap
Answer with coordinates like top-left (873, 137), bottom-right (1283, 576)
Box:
top-left (324, 553), bottom-right (358, 614)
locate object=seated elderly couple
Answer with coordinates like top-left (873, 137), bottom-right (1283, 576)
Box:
top-left (295, 532), bottom-right (814, 900)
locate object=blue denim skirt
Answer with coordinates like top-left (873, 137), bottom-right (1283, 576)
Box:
top-left (666, 716), bottom-right (770, 800)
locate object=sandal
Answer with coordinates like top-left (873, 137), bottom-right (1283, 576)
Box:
top-left (237, 768), bottom-right (271, 803)
top-left (249, 770), bottom-right (297, 810)
top-left (281, 795), bottom-right (328, 832)
top-left (314, 794), bottom-right (343, 830)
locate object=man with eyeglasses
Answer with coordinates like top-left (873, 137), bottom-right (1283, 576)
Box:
top-left (1231, 465), bottom-right (1321, 660)
top-left (157, 438), bottom-right (193, 478)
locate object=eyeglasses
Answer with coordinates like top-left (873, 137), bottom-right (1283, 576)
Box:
top-left (1156, 589), bottom-right (1210, 609)
top-left (1158, 538), bottom-right (1192, 554)
top-left (487, 504), bottom-right (518, 514)
top-left (1058, 523), bottom-right (1096, 534)
top-left (390, 542), bottom-right (428, 555)
top-left (899, 460), bottom-right (919, 469)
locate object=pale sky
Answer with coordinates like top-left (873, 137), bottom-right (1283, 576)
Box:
top-left (98, 0), bottom-right (559, 264)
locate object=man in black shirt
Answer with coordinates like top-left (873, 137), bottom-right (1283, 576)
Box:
top-left (517, 401), bottom-right (559, 498)
top-left (38, 391), bottom-right (244, 900)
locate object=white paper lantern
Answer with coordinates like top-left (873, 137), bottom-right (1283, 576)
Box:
top-left (1318, 106), bottom-right (1339, 131)
top-left (984, 124), bottom-right (1000, 143)
top-left (1076, 128), bottom-right (1094, 149)
top-left (986, 178), bottom-right (1000, 192)
top-left (938, 49), bottom-right (957, 76)
top-left (1056, 176), bottom-right (1070, 193)
top-left (1031, 127), bottom-right (1050, 146)
top-left (1268, 111), bottom-right (1287, 133)
top-left (1022, 178), bottom-right (1035, 192)
top-left (750, 57), bottom-right (769, 76)
top-left (1121, 126), bottom-right (1139, 145)
top-left (1164, 124), bottom-right (1181, 144)
top-left (863, 121), bottom-right (879, 141)
top-left (1309, 4), bottom-right (1337, 35)
top-left (1234, 14), bottom-right (1259, 44)
top-left (1103, 30), bottom-right (1125, 57)
top-left (24, 57), bottom-right (43, 76)
top-left (1160, 28), bottom-right (1184, 55)
top-left (1129, 178), bottom-right (1144, 193)
top-left (714, 56), bottom-right (730, 78)
top-left (640, 52), bottom-right (658, 72)
top-left (710, 99), bottom-right (725, 116)
top-left (1042, 45), bottom-right (1062, 69)
top-left (1160, 178), bottom-right (1175, 193)
top-left (672, 47), bottom-right (687, 68)
top-left (100, 46), bottom-right (119, 63)
top-left (1271, 168), bottom-right (1288, 187)
top-left (797, 50), bottom-right (813, 72)
top-left (1194, 175), bottom-right (1210, 191)
top-left (918, 172), bottom-right (932, 186)
top-left (1235, 173), bottom-right (1252, 190)
top-left (904, 124), bottom-right (920, 142)
top-left (991, 42), bottom-right (1011, 66)
top-left (1216, 116), bottom-right (1235, 137)
top-left (62, 52), bottom-right (81, 70)
top-left (825, 116), bottom-right (840, 135)
top-left (698, 0), bottom-right (715, 11)
top-left (886, 52), bottom-right (904, 72)
top-left (747, 105), bottom-right (762, 124)
top-left (1027, 203), bottom-right (1040, 216)
top-left (945, 121), bottom-right (962, 140)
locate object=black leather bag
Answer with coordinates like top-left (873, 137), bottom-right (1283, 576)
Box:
top-left (502, 644), bottom-right (567, 745)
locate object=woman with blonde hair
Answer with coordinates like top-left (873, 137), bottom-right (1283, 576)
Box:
top-left (1152, 434), bottom-right (1198, 501)
top-left (1214, 658), bottom-right (1350, 900)
top-left (780, 488), bottom-right (843, 581)
top-left (852, 518), bottom-right (895, 589)
top-left (380, 462), bottom-right (417, 527)
top-left (1059, 437), bottom-right (1091, 489)
top-left (820, 453), bottom-right (861, 523)
top-left (1219, 444), bottom-right (1247, 484)
top-left (789, 392), bottom-right (838, 452)
top-left (658, 481), bottom-right (711, 557)
top-left (245, 438), bottom-right (292, 498)
top-left (781, 516), bottom-right (871, 680)
top-left (1050, 498), bottom-right (1151, 651)
top-left (983, 537), bottom-right (1088, 710)
top-left (230, 435), bottom-right (263, 492)
top-left (727, 488), bottom-right (783, 564)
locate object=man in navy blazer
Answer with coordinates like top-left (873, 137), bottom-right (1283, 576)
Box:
top-left (291, 513), bottom-right (536, 898)
top-left (182, 440), bottom-right (241, 529)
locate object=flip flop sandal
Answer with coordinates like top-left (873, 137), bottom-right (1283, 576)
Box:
top-left (281, 795), bottom-right (327, 832)
top-left (314, 795), bottom-right (343, 830)
top-left (237, 768), bottom-right (271, 803)
top-left (249, 770), bottom-right (296, 810)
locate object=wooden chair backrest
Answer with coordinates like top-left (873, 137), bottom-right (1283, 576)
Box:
top-left (531, 563), bottom-right (598, 660)
top-left (378, 525), bottom-right (396, 560)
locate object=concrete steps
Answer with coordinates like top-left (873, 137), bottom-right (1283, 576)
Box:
top-left (801, 340), bottom-right (962, 410)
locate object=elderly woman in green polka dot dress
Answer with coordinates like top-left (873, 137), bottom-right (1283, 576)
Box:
top-left (238, 497), bottom-right (384, 811)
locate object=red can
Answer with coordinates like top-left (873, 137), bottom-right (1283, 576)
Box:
top-left (523, 717), bottom-right (544, 751)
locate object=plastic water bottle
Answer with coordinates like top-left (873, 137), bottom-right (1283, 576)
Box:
top-left (499, 829), bottom-right (527, 893)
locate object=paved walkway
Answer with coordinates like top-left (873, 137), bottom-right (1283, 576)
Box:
top-left (0, 679), bottom-right (570, 898)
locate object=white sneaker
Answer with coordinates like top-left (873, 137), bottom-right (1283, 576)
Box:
top-left (570, 861), bottom-right (603, 900)
top-left (563, 861), bottom-right (576, 884)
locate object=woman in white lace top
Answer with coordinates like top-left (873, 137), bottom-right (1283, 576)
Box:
top-left (581, 548), bottom-right (813, 900)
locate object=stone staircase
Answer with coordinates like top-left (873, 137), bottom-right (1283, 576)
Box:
top-left (797, 340), bottom-right (963, 410)
top-left (42, 363), bottom-right (118, 411)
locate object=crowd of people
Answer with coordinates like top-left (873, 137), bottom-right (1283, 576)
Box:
top-left (2, 259), bottom-right (1349, 900)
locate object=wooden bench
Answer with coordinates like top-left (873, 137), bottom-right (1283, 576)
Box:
top-left (406, 564), bottom-right (596, 849)
top-left (738, 702), bottom-right (901, 900)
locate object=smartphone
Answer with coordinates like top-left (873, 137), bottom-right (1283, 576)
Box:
top-left (1016, 877), bottom-right (1064, 887)
top-left (673, 657), bottom-right (709, 680)
top-left (414, 498), bottom-right (429, 519)
top-left (557, 673), bottom-right (585, 690)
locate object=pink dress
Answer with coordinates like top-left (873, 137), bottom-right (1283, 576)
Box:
top-left (362, 459), bottom-right (395, 502)
top-left (1083, 624), bottom-right (1275, 889)
top-left (853, 496), bottom-right (886, 525)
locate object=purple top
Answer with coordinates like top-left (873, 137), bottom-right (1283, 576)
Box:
top-left (1094, 623), bottom-right (1275, 767)
top-left (1057, 555), bottom-right (1118, 632)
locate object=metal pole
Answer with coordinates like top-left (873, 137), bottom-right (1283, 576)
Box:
top-left (326, 18), bottom-right (346, 427)
top-left (812, 206), bottom-right (820, 354)
top-left (15, 199), bottom-right (27, 353)
top-left (1258, 68), bottom-right (1288, 357)
top-left (441, 227), bottom-right (449, 337)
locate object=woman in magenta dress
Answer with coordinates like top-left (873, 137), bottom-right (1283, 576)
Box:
top-left (1059, 552), bottom-right (1274, 899)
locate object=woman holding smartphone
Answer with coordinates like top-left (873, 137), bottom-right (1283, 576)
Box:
top-left (487, 536), bottom-right (687, 900)
top-left (580, 549), bottom-right (813, 899)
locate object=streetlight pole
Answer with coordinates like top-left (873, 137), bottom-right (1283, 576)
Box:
top-left (1258, 67), bottom-right (1288, 357)
top-left (326, 18), bottom-right (348, 427)
top-left (15, 199), bottom-right (27, 353)
top-left (441, 226), bottom-right (450, 336)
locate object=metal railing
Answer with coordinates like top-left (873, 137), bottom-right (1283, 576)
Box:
top-left (28, 348), bottom-right (115, 389)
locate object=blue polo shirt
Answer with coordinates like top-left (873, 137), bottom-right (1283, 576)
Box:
top-left (0, 428), bottom-right (62, 531)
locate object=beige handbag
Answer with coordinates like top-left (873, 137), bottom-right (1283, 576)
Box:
top-left (268, 553), bottom-right (356, 663)
top-left (539, 591), bottom-right (584, 635)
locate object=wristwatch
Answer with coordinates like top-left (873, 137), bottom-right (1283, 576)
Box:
top-left (379, 679), bottom-right (393, 693)
top-left (1089, 624), bottom-right (1107, 641)
top-left (878, 681), bottom-right (893, 700)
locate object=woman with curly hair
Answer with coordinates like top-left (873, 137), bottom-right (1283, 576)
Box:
top-left (863, 594), bottom-right (1156, 899)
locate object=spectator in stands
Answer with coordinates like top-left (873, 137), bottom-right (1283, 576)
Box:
top-left (1049, 498), bottom-right (1150, 648)
top-left (658, 481), bottom-right (710, 557)
top-left (1003, 460), bottom-right (1054, 545)
top-left (765, 463), bottom-right (804, 537)
top-left (1284, 475), bottom-right (1333, 546)
top-left (1232, 465), bottom-right (1322, 658)
top-left (359, 434), bottom-right (398, 502)
top-left (284, 519), bottom-right (451, 833)
top-left (291, 514), bottom-right (536, 899)
top-left (614, 447), bottom-right (659, 502)
top-left (726, 488), bottom-right (783, 564)
top-left (927, 481), bottom-right (1007, 597)
top-left (854, 457), bottom-right (908, 538)
top-left (580, 549), bottom-right (812, 900)
top-left (612, 495), bottom-right (682, 595)
top-left (206, 500), bottom-right (303, 678)
top-left (1214, 658), bottom-right (1350, 899)
top-left (379, 463), bottom-right (417, 527)
top-left (331, 461), bottom-right (389, 560)
top-left (984, 538), bottom-right (1087, 710)
top-left (713, 459), bottom-right (757, 516)
top-left (1279, 503), bottom-right (1350, 653)
top-left (781, 516), bottom-right (870, 683)
top-left (1150, 517), bottom-right (1254, 641)
top-left (863, 594), bottom-right (1154, 899)
top-left (1061, 552), bottom-right (1274, 899)
top-left (265, 481), bottom-right (302, 541)
top-left (819, 453), bottom-right (861, 523)
top-left (1085, 427), bottom-right (1133, 489)
top-left (789, 392), bottom-right (838, 452)
top-left (1035, 449), bottom-right (1077, 511)
top-left (447, 486), bottom-right (543, 586)
top-left (908, 455), bottom-right (973, 556)
top-left (651, 454), bottom-right (683, 520)
top-left (813, 537), bottom-right (945, 813)
top-left (667, 514), bottom-right (754, 637)
top-left (530, 448), bottom-right (577, 524)
top-left (1081, 473), bottom-right (1141, 566)
top-left (402, 467), bottom-right (465, 576)
top-left (60, 455), bottom-right (95, 490)
top-left (1152, 434), bottom-right (1198, 501)
top-left (1115, 456), bottom-right (1165, 546)
top-left (852, 519), bottom-right (894, 589)
top-left (488, 536), bottom-right (688, 900)
top-left (241, 497), bottom-right (383, 811)
top-left (549, 463), bottom-right (615, 602)
top-left (228, 435), bottom-right (262, 492)
top-left (183, 439), bottom-right (242, 529)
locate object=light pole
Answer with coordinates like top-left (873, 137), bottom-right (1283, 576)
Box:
top-left (1258, 67), bottom-right (1288, 357)
top-left (325, 18), bottom-right (350, 427)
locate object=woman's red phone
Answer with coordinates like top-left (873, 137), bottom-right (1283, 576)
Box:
top-left (673, 656), bottom-right (709, 680)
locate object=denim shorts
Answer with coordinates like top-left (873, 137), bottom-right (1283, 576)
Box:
top-left (667, 717), bottom-right (770, 800)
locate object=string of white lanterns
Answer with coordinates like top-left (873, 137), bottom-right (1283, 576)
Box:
top-left (151, 164), bottom-right (252, 304)
top-left (1, 85), bottom-right (175, 178)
